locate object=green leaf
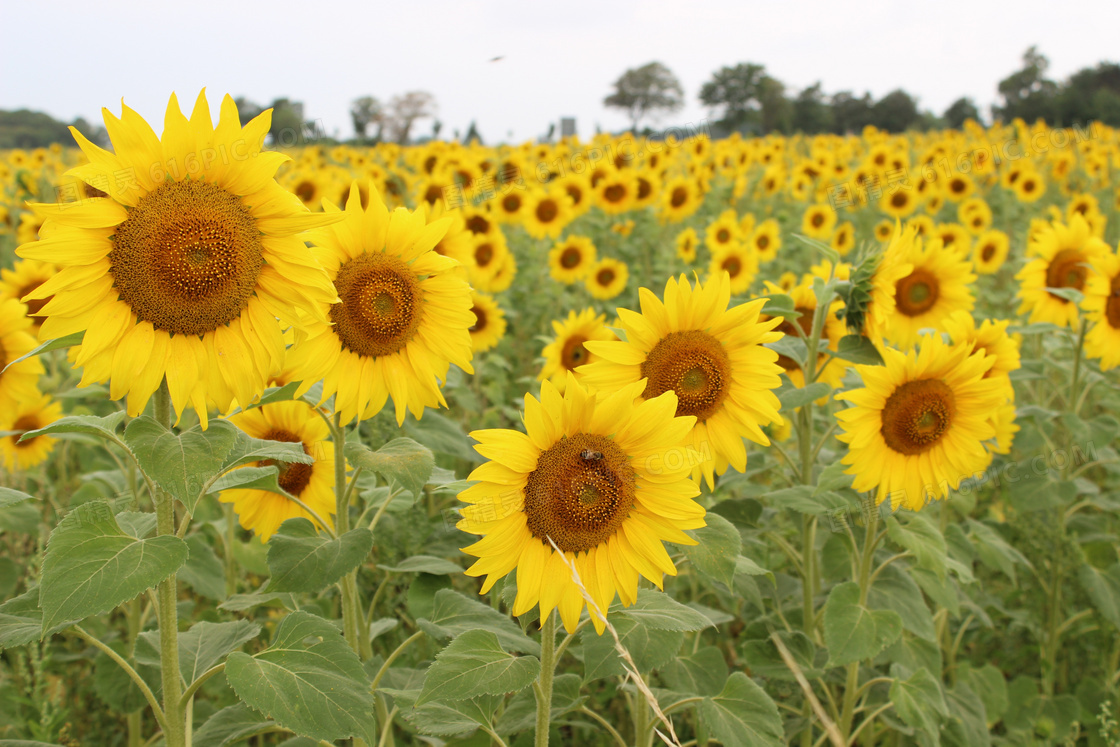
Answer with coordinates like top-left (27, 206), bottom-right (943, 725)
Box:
top-left (403, 411), bottom-right (475, 461)
top-left (39, 502), bottom-right (188, 633)
top-left (19, 411), bottom-right (126, 444)
top-left (890, 667), bottom-right (949, 746)
top-left (192, 702), bottom-right (276, 747)
top-left (1079, 562), bottom-right (1120, 629)
top-left (416, 629), bottom-right (540, 705)
top-left (386, 688), bottom-right (499, 737)
top-left (345, 437), bottom-right (434, 500)
top-left (710, 497), bottom-right (762, 528)
top-left (265, 518), bottom-right (374, 593)
top-left (764, 485), bottom-right (847, 514)
top-left (0, 488), bottom-right (33, 509)
top-left (1, 331), bottom-right (83, 372)
top-left (742, 631), bottom-right (819, 681)
top-left (419, 589), bottom-right (539, 655)
top-left (1044, 285), bottom-right (1084, 304)
top-left (93, 640), bottom-right (152, 713)
top-left (886, 513), bottom-right (948, 580)
top-left (178, 534), bottom-right (226, 600)
top-left (493, 674), bottom-right (584, 736)
top-left (580, 613), bottom-right (684, 679)
top-left (115, 511), bottom-right (157, 539)
top-left (662, 646), bottom-right (728, 696)
top-left (225, 610), bottom-right (376, 745)
top-left (138, 619), bottom-right (261, 685)
top-left (208, 465), bottom-right (286, 494)
top-left (761, 293), bottom-right (800, 320)
top-left (766, 336), bottom-right (807, 368)
top-left (822, 581), bottom-right (903, 667)
top-left (699, 672), bottom-right (784, 747)
top-left (0, 589), bottom-right (73, 650)
top-left (123, 417), bottom-right (241, 513)
top-left (959, 663), bottom-right (1008, 725)
top-left (622, 589), bottom-right (714, 632)
top-left (681, 514), bottom-right (740, 588)
top-left (379, 555), bottom-right (463, 574)
top-left (220, 430), bottom-right (314, 472)
top-left (833, 334), bottom-right (884, 365)
top-left (778, 382), bottom-right (832, 411)
top-left (942, 680), bottom-right (991, 747)
top-left (869, 563), bottom-right (937, 642)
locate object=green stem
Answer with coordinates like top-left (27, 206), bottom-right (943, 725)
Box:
top-left (223, 503), bottom-right (238, 598)
top-left (153, 381), bottom-right (186, 747)
top-left (72, 625), bottom-right (166, 734)
top-left (127, 597), bottom-right (144, 747)
top-left (534, 612), bottom-right (557, 747)
top-left (330, 413), bottom-right (364, 657)
top-left (838, 500), bottom-right (881, 741)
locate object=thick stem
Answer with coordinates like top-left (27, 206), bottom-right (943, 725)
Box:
top-left (330, 413), bottom-right (364, 657)
top-left (534, 612), bottom-right (557, 747)
top-left (153, 381), bottom-right (186, 747)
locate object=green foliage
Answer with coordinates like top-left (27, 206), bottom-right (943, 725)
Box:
top-left (265, 518), bottom-right (374, 593)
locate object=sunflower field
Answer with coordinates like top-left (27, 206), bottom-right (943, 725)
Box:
top-left (1, 92), bottom-right (1120, 747)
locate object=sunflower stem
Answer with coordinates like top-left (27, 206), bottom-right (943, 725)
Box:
top-left (223, 503), bottom-right (238, 598)
top-left (153, 380), bottom-right (186, 747)
top-left (534, 611), bottom-right (557, 747)
top-left (330, 413), bottom-right (365, 658)
top-left (838, 500), bottom-right (880, 741)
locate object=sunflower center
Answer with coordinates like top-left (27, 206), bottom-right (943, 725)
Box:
top-left (756, 234), bottom-right (770, 250)
top-left (895, 269), bottom-right (940, 316)
top-left (670, 187), bottom-right (688, 208)
top-left (1046, 249), bottom-right (1088, 300)
top-left (330, 252), bottom-right (423, 358)
top-left (561, 335), bottom-right (589, 370)
top-left (810, 214), bottom-right (824, 228)
top-left (474, 243), bottom-right (495, 268)
top-left (641, 330), bottom-right (730, 421)
top-left (980, 244), bottom-right (996, 262)
top-left (596, 269), bottom-right (616, 286)
top-left (259, 428), bottom-right (313, 496)
top-left (890, 192), bottom-right (908, 208)
top-left (295, 181), bottom-right (316, 203)
top-left (502, 195), bottom-right (521, 212)
top-left (717, 229), bottom-right (730, 243)
top-left (536, 199), bottom-right (558, 223)
top-left (721, 257), bottom-right (742, 277)
top-left (470, 305), bottom-right (487, 332)
top-left (109, 179), bottom-right (263, 336)
top-left (604, 185), bottom-right (626, 203)
top-left (1106, 276), bottom-right (1120, 329)
top-left (557, 247), bottom-right (581, 269)
top-left (11, 415), bottom-right (39, 448)
top-left (466, 215), bottom-right (491, 235)
top-left (880, 378), bottom-right (956, 455)
top-left (523, 433), bottom-right (636, 553)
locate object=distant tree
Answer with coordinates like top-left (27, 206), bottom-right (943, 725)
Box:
top-left (267, 99), bottom-right (306, 146)
top-left (233, 97), bottom-right (265, 126)
top-left (0, 110), bottom-right (106, 148)
top-left (699, 62), bottom-right (768, 131)
top-left (792, 83), bottom-right (833, 133)
top-left (757, 76), bottom-right (792, 134)
top-left (463, 121), bottom-right (482, 144)
top-left (349, 96), bottom-right (382, 139)
top-left (385, 91), bottom-right (437, 144)
top-left (994, 46), bottom-right (1058, 122)
top-left (603, 62), bottom-right (684, 132)
top-left (830, 91), bottom-right (874, 134)
top-left (1056, 62), bottom-right (1120, 126)
top-left (943, 97), bottom-right (981, 129)
top-left (870, 89), bottom-right (920, 132)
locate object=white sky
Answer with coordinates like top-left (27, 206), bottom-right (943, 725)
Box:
top-left (2, 0), bottom-right (1117, 144)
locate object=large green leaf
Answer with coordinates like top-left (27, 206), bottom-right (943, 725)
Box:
top-left (833, 334), bottom-right (884, 365)
top-left (681, 514), bottom-right (740, 588)
top-left (778, 382), bottom-right (832, 411)
top-left (698, 672), bottom-right (784, 747)
top-left (265, 518), bottom-right (374, 593)
top-left (137, 619), bottom-right (260, 684)
top-left (0, 488), bottom-right (33, 509)
top-left (0, 589), bottom-right (74, 650)
top-left (662, 646), bottom-right (728, 697)
top-left (123, 417), bottom-right (240, 512)
top-left (385, 688), bottom-right (500, 738)
top-left (225, 611), bottom-right (376, 745)
top-left (191, 702), bottom-right (276, 746)
top-left (581, 613), bottom-right (684, 679)
top-left (178, 534), bottom-right (226, 601)
top-left (419, 589), bottom-right (539, 655)
top-left (345, 437), bottom-right (434, 499)
top-left (822, 581), bottom-right (903, 667)
top-left (20, 411), bottom-right (127, 445)
top-left (39, 502), bottom-right (188, 633)
top-left (742, 631), bottom-right (820, 681)
top-left (886, 513), bottom-right (948, 581)
top-left (416, 629), bottom-right (540, 705)
top-left (1079, 563), bottom-right (1120, 629)
top-left (869, 563), bottom-right (936, 642)
top-left (890, 667), bottom-right (949, 747)
top-left (621, 589), bottom-right (714, 632)
top-left (379, 555), bottom-right (463, 574)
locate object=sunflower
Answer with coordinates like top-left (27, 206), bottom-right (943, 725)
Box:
top-left (762, 280), bottom-right (848, 389)
top-left (831, 221), bottom-right (856, 256)
top-left (862, 224), bottom-right (916, 343)
top-left (905, 214), bottom-right (934, 239)
top-left (524, 186), bottom-right (574, 239)
top-left (549, 236), bottom-right (597, 284)
top-left (594, 170), bottom-right (636, 215)
top-left (585, 258), bottom-right (628, 301)
top-left (1, 259), bottom-right (56, 334)
top-left (555, 174), bottom-right (592, 219)
top-left (874, 220), bottom-right (894, 242)
top-left (958, 197), bottom-right (992, 235)
top-left (749, 219), bottom-right (782, 263)
top-left (486, 252), bottom-right (519, 294)
top-left (578, 273), bottom-right (784, 488)
top-left (705, 210), bottom-right (742, 253)
top-left (658, 177), bottom-right (702, 222)
top-left (219, 401), bottom-right (336, 542)
top-left (284, 181), bottom-right (474, 425)
top-left (493, 189), bottom-right (527, 223)
top-left (710, 243), bottom-right (758, 296)
top-left (457, 375), bottom-right (704, 634)
top-left (1012, 170), bottom-right (1045, 202)
top-left (1016, 215), bottom-right (1109, 328)
top-left (1082, 250), bottom-right (1120, 370)
top-left (538, 308), bottom-right (615, 392)
top-left (934, 223), bottom-right (972, 259)
top-left (801, 204), bottom-right (837, 240)
top-left (972, 230), bottom-right (1010, 275)
top-left (835, 333), bottom-right (1007, 510)
top-left (468, 291), bottom-right (507, 354)
top-left (880, 188), bottom-right (918, 219)
top-left (883, 236), bottom-right (976, 350)
top-left (944, 173), bottom-right (974, 202)
top-left (675, 228), bottom-right (699, 263)
top-left (1, 393), bottom-right (62, 472)
top-left (463, 232), bottom-right (511, 292)
top-left (0, 299), bottom-right (45, 414)
top-left (942, 310), bottom-right (1021, 389)
top-left (15, 92), bottom-right (340, 426)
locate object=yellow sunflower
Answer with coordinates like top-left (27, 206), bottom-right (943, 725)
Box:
top-left (675, 228), bottom-right (699, 263)
top-left (219, 401), bottom-right (336, 542)
top-left (874, 220), bottom-right (894, 242)
top-left (538, 308), bottom-right (615, 392)
top-left (863, 224), bottom-right (917, 343)
top-left (468, 291), bottom-right (507, 354)
top-left (942, 311), bottom-right (1021, 384)
top-left (705, 209), bottom-right (742, 253)
top-left (749, 219), bottom-right (782, 263)
top-left (972, 230), bottom-right (1011, 275)
top-left (1083, 250), bottom-right (1120, 370)
top-left (831, 221), bottom-right (856, 257)
top-left (284, 181), bottom-right (474, 425)
top-left (709, 244), bottom-right (758, 295)
top-left (836, 333), bottom-right (1007, 510)
top-left (0, 259), bottom-right (57, 334)
top-left (658, 177), bottom-right (702, 222)
top-left (458, 375), bottom-right (704, 634)
top-left (594, 169), bottom-right (636, 215)
top-left (524, 186), bottom-right (574, 239)
top-left (801, 204), bottom-right (837, 240)
top-left (0, 299), bottom-right (46, 414)
top-left (880, 188), bottom-right (918, 219)
top-left (578, 273), bottom-right (784, 488)
top-left (762, 280), bottom-right (847, 389)
top-left (1016, 215), bottom-right (1109, 328)
top-left (463, 232), bottom-right (512, 292)
top-left (1, 393), bottom-right (62, 472)
top-left (1012, 170), bottom-right (1046, 202)
top-left (884, 236), bottom-right (977, 350)
top-left (585, 258), bottom-right (628, 301)
top-left (958, 197), bottom-right (992, 235)
top-left (548, 236), bottom-right (597, 284)
top-left (15, 92), bottom-right (340, 425)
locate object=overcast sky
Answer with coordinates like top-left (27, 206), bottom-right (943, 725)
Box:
top-left (3, 0), bottom-right (1117, 144)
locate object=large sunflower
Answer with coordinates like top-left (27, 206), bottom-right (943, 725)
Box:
top-left (1016, 215), bottom-right (1109, 328)
top-left (883, 236), bottom-right (976, 350)
top-left (15, 92), bottom-right (340, 425)
top-left (579, 274), bottom-right (784, 488)
top-left (835, 333), bottom-right (1007, 510)
top-left (219, 400), bottom-right (336, 542)
top-left (539, 308), bottom-right (615, 392)
top-left (0, 298), bottom-right (45, 414)
top-left (457, 375), bottom-right (705, 634)
top-left (1, 393), bottom-right (62, 472)
top-left (1083, 250), bottom-right (1120, 371)
top-left (284, 181), bottom-right (475, 425)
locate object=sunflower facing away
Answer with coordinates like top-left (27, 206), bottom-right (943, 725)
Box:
top-left (883, 236), bottom-right (977, 350)
top-left (1082, 249), bottom-right (1120, 371)
top-left (0, 298), bottom-right (45, 414)
top-left (2, 393), bottom-right (62, 472)
top-left (219, 400), bottom-right (336, 541)
top-left (1016, 215), bottom-right (1109, 329)
top-left (16, 92), bottom-right (340, 425)
top-left (284, 181), bottom-right (475, 425)
top-left (538, 308), bottom-right (615, 392)
top-left (836, 333), bottom-right (1007, 510)
top-left (579, 273), bottom-right (784, 489)
top-left (457, 375), bottom-right (705, 634)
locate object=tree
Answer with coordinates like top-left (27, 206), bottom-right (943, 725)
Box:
top-left (603, 62), bottom-right (684, 133)
top-left (943, 97), bottom-right (981, 129)
top-left (757, 76), bottom-right (792, 134)
top-left (233, 97), bottom-right (265, 126)
top-left (994, 46), bottom-right (1058, 122)
top-left (384, 91), bottom-right (437, 144)
top-left (1056, 62), bottom-right (1120, 126)
top-left (267, 98), bottom-right (306, 146)
top-left (699, 62), bottom-right (767, 131)
top-left (870, 89), bottom-right (920, 132)
top-left (830, 91), bottom-right (874, 134)
top-left (792, 83), bottom-right (833, 134)
top-left (349, 96), bottom-right (382, 139)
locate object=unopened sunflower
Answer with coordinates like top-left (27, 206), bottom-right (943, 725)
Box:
top-left (284, 181), bottom-right (474, 425)
top-left (16, 92), bottom-right (340, 424)
top-left (1016, 215), bottom-right (1109, 328)
top-left (458, 375), bottom-right (705, 634)
top-left (579, 273), bottom-right (783, 488)
top-left (548, 236), bottom-right (596, 284)
top-left (538, 308), bottom-right (615, 392)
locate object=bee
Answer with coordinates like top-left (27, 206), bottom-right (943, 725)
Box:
top-left (580, 449), bottom-right (603, 461)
